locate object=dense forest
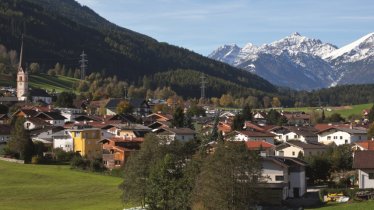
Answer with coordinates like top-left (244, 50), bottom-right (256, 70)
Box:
top-left (0, 0), bottom-right (276, 97)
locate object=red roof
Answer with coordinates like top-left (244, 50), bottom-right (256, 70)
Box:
top-left (355, 140), bottom-right (374, 150)
top-left (245, 141), bottom-right (274, 150)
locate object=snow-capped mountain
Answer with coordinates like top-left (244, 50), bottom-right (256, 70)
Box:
top-left (208, 44), bottom-right (241, 66)
top-left (209, 32), bottom-right (374, 90)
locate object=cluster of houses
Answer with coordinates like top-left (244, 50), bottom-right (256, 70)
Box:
top-left (0, 99), bottom-right (373, 204)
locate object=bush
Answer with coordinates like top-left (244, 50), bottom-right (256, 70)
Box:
top-left (31, 156), bottom-right (41, 164)
top-left (70, 155), bottom-right (88, 170)
top-left (54, 149), bottom-right (76, 162)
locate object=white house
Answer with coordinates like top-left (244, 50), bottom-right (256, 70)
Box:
top-left (318, 127), bottom-right (367, 145)
top-left (24, 117), bottom-right (50, 130)
top-left (275, 140), bottom-right (327, 158)
top-left (29, 89), bottom-right (52, 104)
top-left (30, 127), bottom-right (65, 145)
top-left (155, 127), bottom-right (195, 142)
top-left (34, 112), bottom-right (66, 127)
top-left (260, 156), bottom-right (307, 200)
top-left (270, 126), bottom-right (318, 143)
top-left (55, 108), bottom-right (83, 122)
top-left (233, 130), bottom-right (275, 144)
top-left (353, 151), bottom-right (374, 189)
top-left (53, 130), bottom-right (74, 152)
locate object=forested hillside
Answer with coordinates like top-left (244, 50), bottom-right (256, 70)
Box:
top-left (0, 0), bottom-right (276, 97)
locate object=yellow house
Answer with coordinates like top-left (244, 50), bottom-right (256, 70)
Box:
top-left (69, 126), bottom-right (102, 159)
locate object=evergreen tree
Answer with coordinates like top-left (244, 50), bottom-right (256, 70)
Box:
top-left (172, 107), bottom-right (185, 128)
top-left (192, 142), bottom-right (261, 210)
top-left (242, 104), bottom-right (253, 121)
top-left (184, 113), bottom-right (194, 130)
top-left (209, 112), bottom-right (220, 142)
top-left (368, 122), bottom-right (374, 140)
top-left (55, 92), bottom-right (76, 108)
top-left (8, 117), bottom-right (34, 162)
top-left (232, 114), bottom-right (245, 130)
top-left (368, 104), bottom-right (374, 123)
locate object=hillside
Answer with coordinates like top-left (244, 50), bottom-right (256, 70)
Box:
top-left (0, 160), bottom-right (127, 210)
top-left (0, 73), bottom-right (78, 92)
top-left (0, 0), bottom-right (276, 97)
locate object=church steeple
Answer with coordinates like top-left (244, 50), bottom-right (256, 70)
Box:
top-left (18, 34), bottom-right (24, 72)
top-left (17, 34), bottom-right (28, 101)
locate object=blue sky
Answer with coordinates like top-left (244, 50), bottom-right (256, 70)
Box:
top-left (76, 0), bottom-right (374, 55)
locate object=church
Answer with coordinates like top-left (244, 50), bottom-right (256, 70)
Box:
top-left (16, 37), bottom-right (52, 104)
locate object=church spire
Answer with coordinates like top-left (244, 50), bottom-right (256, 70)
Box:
top-left (18, 34), bottom-right (24, 71)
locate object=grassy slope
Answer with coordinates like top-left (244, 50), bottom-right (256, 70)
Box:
top-left (308, 200), bottom-right (374, 210)
top-left (283, 103), bottom-right (373, 118)
top-left (0, 73), bottom-right (79, 92)
top-left (0, 160), bottom-right (127, 210)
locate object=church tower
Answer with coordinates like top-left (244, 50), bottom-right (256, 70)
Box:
top-left (17, 35), bottom-right (28, 101)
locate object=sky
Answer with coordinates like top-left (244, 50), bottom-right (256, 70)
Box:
top-left (76, 0), bottom-right (374, 55)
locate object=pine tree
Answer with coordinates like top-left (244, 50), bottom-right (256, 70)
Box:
top-left (242, 104), bottom-right (253, 121)
top-left (172, 106), bottom-right (185, 128)
top-left (368, 104), bottom-right (374, 123)
top-left (8, 117), bottom-right (34, 162)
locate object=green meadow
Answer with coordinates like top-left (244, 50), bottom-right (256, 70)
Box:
top-left (308, 200), bottom-right (374, 210)
top-left (0, 160), bottom-right (128, 210)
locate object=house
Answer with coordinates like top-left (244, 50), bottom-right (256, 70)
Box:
top-left (155, 127), bottom-right (196, 142)
top-left (0, 124), bottom-right (11, 143)
top-left (260, 156), bottom-right (307, 202)
top-left (270, 126), bottom-right (318, 143)
top-left (353, 151), bottom-right (374, 189)
top-left (99, 137), bottom-right (143, 169)
top-left (232, 130), bottom-right (275, 144)
top-left (34, 112), bottom-right (66, 127)
top-left (24, 117), bottom-right (50, 130)
top-left (29, 89), bottom-right (52, 104)
top-left (275, 140), bottom-right (327, 158)
top-left (352, 140), bottom-right (374, 152)
top-left (53, 130), bottom-right (74, 152)
top-left (69, 126), bottom-right (102, 159)
top-left (55, 107), bottom-right (83, 122)
top-left (245, 141), bottom-right (275, 156)
top-left (106, 123), bottom-right (151, 139)
top-left (129, 98), bottom-right (151, 117)
top-left (144, 113), bottom-right (173, 125)
top-left (317, 127), bottom-right (367, 145)
top-left (282, 112), bottom-right (311, 125)
top-left (13, 109), bottom-right (38, 118)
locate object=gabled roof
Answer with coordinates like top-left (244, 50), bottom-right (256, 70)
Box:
top-left (237, 130), bottom-right (275, 137)
top-left (277, 140), bottom-right (327, 151)
top-left (0, 114), bottom-right (9, 120)
top-left (29, 126), bottom-right (64, 136)
top-left (317, 127), bottom-right (367, 135)
top-left (262, 156), bottom-right (307, 168)
top-left (26, 117), bottom-right (50, 127)
top-left (354, 140), bottom-right (374, 151)
top-left (105, 98), bottom-right (124, 109)
top-left (35, 112), bottom-right (66, 120)
top-left (130, 98), bottom-right (149, 108)
top-left (353, 151), bottom-right (374, 169)
top-left (246, 141), bottom-right (275, 150)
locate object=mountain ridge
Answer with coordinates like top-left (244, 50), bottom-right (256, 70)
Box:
top-left (209, 32), bottom-right (374, 90)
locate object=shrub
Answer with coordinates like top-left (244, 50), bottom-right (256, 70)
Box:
top-left (31, 156), bottom-right (41, 164)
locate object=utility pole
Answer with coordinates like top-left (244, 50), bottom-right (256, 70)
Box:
top-left (200, 73), bottom-right (207, 101)
top-left (79, 50), bottom-right (87, 80)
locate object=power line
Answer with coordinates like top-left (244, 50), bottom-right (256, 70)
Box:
top-left (200, 73), bottom-right (207, 100)
top-left (79, 50), bottom-right (88, 80)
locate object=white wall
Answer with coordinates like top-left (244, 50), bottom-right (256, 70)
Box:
top-left (276, 146), bottom-right (303, 158)
top-left (289, 169), bottom-right (306, 198)
top-left (24, 121), bottom-right (37, 130)
top-left (318, 130), bottom-right (367, 145)
top-left (53, 136), bottom-right (74, 152)
top-left (358, 169), bottom-right (374, 189)
top-left (261, 160), bottom-right (287, 184)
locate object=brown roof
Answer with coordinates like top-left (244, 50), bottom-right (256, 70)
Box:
top-left (353, 151), bottom-right (374, 169)
top-left (246, 141), bottom-right (275, 150)
top-left (355, 140), bottom-right (374, 151)
top-left (238, 130), bottom-right (275, 137)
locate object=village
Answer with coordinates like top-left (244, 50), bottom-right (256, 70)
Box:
top-left (1, 46), bottom-right (374, 208)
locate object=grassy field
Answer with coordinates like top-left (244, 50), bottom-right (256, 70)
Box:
top-left (0, 73), bottom-right (79, 92)
top-left (0, 160), bottom-right (129, 210)
top-left (282, 103), bottom-right (373, 119)
top-left (308, 200), bottom-right (374, 210)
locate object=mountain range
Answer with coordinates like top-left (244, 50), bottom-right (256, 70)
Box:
top-left (209, 32), bottom-right (374, 90)
top-left (0, 0), bottom-right (275, 98)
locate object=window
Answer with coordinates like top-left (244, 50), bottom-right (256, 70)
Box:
top-left (294, 135), bottom-right (297, 139)
top-left (369, 173), bottom-right (374, 179)
top-left (26, 122), bottom-right (30, 129)
top-left (327, 136), bottom-right (331, 140)
top-left (292, 151), bottom-right (295, 156)
top-left (345, 140), bottom-right (348, 144)
top-left (359, 136), bottom-right (362, 140)
top-left (334, 136), bottom-right (337, 139)
top-left (340, 136), bottom-right (343, 139)
top-left (275, 176), bottom-right (284, 181)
